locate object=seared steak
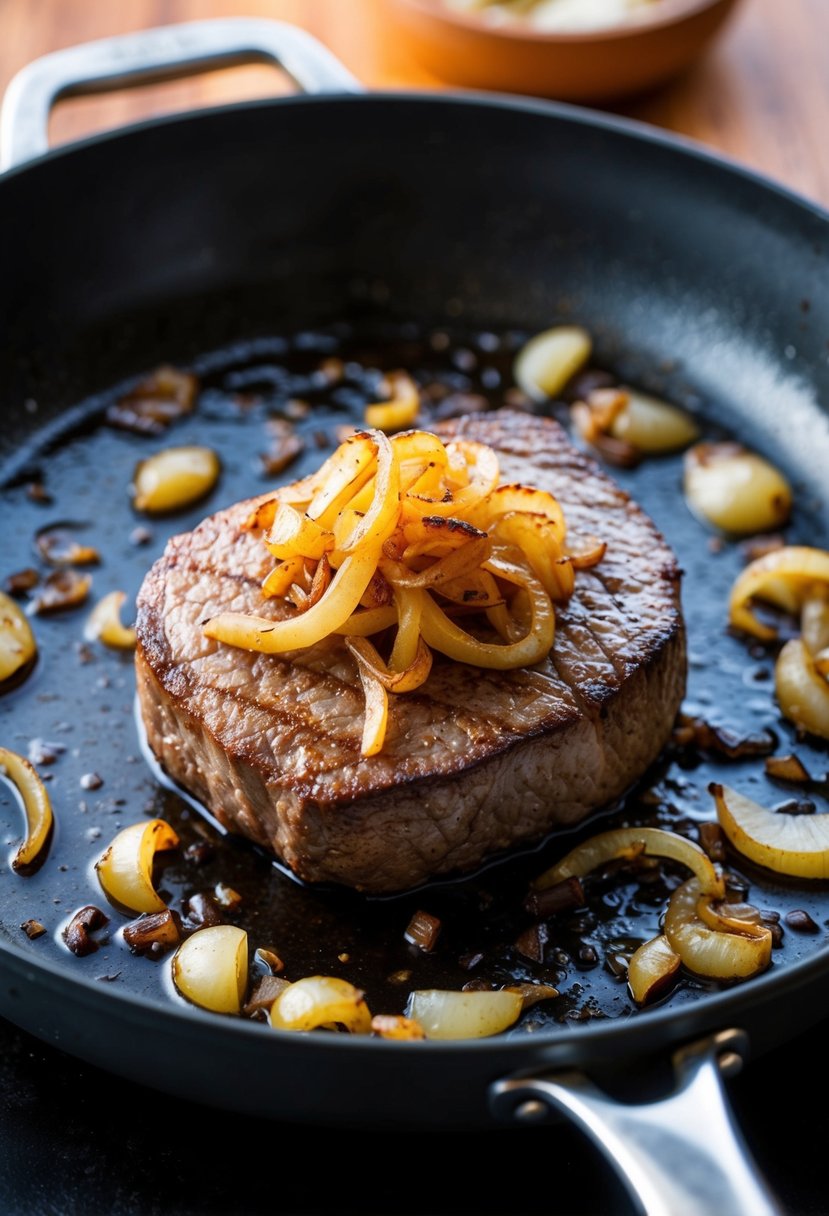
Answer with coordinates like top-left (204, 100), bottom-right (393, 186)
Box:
top-left (135, 411), bottom-right (685, 892)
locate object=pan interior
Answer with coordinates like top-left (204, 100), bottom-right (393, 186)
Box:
top-left (1, 96), bottom-right (829, 1097)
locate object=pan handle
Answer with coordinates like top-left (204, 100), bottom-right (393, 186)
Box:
top-left (490, 1028), bottom-right (782, 1216)
top-left (0, 17), bottom-right (363, 172)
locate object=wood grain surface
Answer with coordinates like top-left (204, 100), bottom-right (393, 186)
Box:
top-left (0, 0), bottom-right (827, 205)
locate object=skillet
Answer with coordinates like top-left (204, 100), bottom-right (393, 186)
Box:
top-left (1, 18), bottom-right (828, 1214)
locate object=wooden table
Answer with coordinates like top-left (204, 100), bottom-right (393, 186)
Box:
top-left (1, 0), bottom-right (828, 206)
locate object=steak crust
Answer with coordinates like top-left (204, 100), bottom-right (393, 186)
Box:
top-left (135, 411), bottom-right (685, 892)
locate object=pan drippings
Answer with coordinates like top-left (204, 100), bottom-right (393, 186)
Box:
top-left (1, 323), bottom-right (827, 1034)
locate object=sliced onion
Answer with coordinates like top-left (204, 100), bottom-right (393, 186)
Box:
top-left (132, 446), bottom-right (220, 514)
top-left (695, 894), bottom-right (769, 939)
top-left (355, 661), bottom-right (388, 757)
top-left (664, 878), bottom-right (771, 980)
top-left (684, 442), bottom-right (792, 535)
top-left (609, 389), bottom-right (699, 453)
top-left (0, 591), bottom-right (37, 690)
top-left (627, 935), bottom-right (681, 1005)
top-left (514, 325), bottom-right (591, 401)
top-left (729, 546), bottom-right (829, 641)
top-left (801, 590), bottom-right (829, 657)
top-left (775, 638), bottom-right (829, 741)
top-left (84, 591), bottom-right (137, 650)
top-left (172, 925), bottom-right (248, 1015)
top-left (712, 781), bottom-right (829, 878)
top-left (0, 747), bottom-right (54, 873)
top-left (269, 976), bottom-right (372, 1033)
top-left (96, 819), bottom-right (180, 913)
top-left (533, 826), bottom-right (723, 898)
top-left (405, 989), bottom-right (523, 1040)
top-left (364, 371), bottom-right (420, 432)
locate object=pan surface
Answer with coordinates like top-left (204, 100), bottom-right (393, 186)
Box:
top-left (1, 92), bottom-right (829, 1126)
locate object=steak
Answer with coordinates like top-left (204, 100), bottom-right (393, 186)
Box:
top-left (135, 411), bottom-right (685, 893)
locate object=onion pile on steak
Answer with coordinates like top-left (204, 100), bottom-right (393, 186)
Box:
top-left (135, 411), bottom-right (685, 893)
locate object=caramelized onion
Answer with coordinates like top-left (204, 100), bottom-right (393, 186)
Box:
top-left (712, 782), bottom-right (829, 878)
top-left (627, 935), bottom-right (681, 1005)
top-left (269, 976), bottom-right (372, 1033)
top-left (664, 878), bottom-right (771, 980)
top-left (172, 925), bottom-right (248, 1014)
top-left (84, 591), bottom-right (137, 650)
top-left (684, 443), bottom-right (792, 535)
top-left (514, 326), bottom-right (591, 401)
top-left (365, 371), bottom-right (420, 432)
top-left (96, 819), bottom-right (180, 913)
top-left (729, 546), bottom-right (829, 641)
top-left (206, 427), bottom-right (592, 754)
top-left (0, 592), bottom-right (37, 691)
top-left (775, 638), bottom-right (829, 741)
top-left (132, 446), bottom-right (220, 514)
top-left (0, 747), bottom-right (54, 873)
top-left (533, 826), bottom-right (723, 898)
top-left (405, 989), bottom-right (523, 1040)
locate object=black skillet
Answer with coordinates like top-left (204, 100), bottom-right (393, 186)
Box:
top-left (1, 19), bottom-right (829, 1215)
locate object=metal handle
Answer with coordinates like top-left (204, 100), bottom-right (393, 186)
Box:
top-left (491, 1029), bottom-right (782, 1216)
top-left (0, 17), bottom-right (362, 171)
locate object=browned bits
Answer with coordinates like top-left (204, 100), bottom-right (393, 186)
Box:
top-left (184, 840), bottom-right (214, 866)
top-left (784, 909), bottom-right (820, 934)
top-left (254, 948), bottom-right (285, 975)
top-left (4, 568), bottom-right (39, 596)
top-left (63, 905), bottom-right (109, 956)
top-left (404, 909), bottom-right (441, 952)
top-left (185, 891), bottom-right (223, 928)
top-left (27, 739), bottom-right (64, 766)
top-left (123, 909), bottom-right (181, 955)
top-left (765, 754), bottom-right (812, 784)
top-left (260, 418), bottom-right (305, 477)
top-left (371, 1014), bottom-right (426, 1041)
top-left (577, 944), bottom-right (599, 968)
top-left (35, 523), bottom-right (99, 567)
top-left (26, 481), bottom-right (52, 505)
top-left (214, 882), bottom-right (243, 911)
top-left (20, 918), bottom-right (46, 939)
top-left (698, 822), bottom-right (726, 863)
top-left (388, 969), bottom-right (412, 985)
top-left (106, 364), bottom-right (198, 435)
top-left (80, 772), bottom-right (103, 791)
top-left (740, 533), bottom-right (786, 563)
top-left (32, 569), bottom-right (92, 614)
top-left (523, 875), bottom-right (585, 919)
top-left (244, 974), bottom-right (291, 1015)
top-left (513, 923), bottom-right (547, 963)
top-left (674, 715), bottom-right (776, 760)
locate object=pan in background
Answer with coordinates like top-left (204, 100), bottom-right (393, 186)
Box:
top-left (386, 0), bottom-right (742, 101)
top-left (1, 18), bottom-right (828, 1216)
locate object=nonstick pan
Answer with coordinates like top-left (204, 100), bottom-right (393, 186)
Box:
top-left (1, 19), bottom-right (829, 1215)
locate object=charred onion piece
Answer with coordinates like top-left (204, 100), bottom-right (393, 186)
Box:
top-left (0, 747), bottom-right (54, 873)
top-left (664, 878), bottom-right (772, 980)
top-left (269, 977), bottom-right (372, 1034)
top-left (31, 569), bottom-right (91, 614)
top-left (84, 591), bottom-right (137, 650)
top-left (514, 326), bottom-right (591, 401)
top-left (132, 446), bottom-right (220, 514)
top-left (533, 826), bottom-right (724, 899)
top-left (123, 909), bottom-right (181, 955)
top-left (107, 364), bottom-right (198, 435)
top-left (684, 442), bottom-right (792, 535)
top-left (765, 754), bottom-right (812, 784)
top-left (627, 935), bottom-right (681, 1005)
top-left (63, 905), bottom-right (109, 957)
top-left (172, 924), bottom-right (248, 1014)
top-left (405, 989), bottom-right (523, 1040)
top-left (96, 819), bottom-right (180, 914)
top-left (35, 522), bottom-right (100, 567)
top-left (712, 782), bottom-right (829, 877)
top-left (0, 592), bottom-right (37, 692)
